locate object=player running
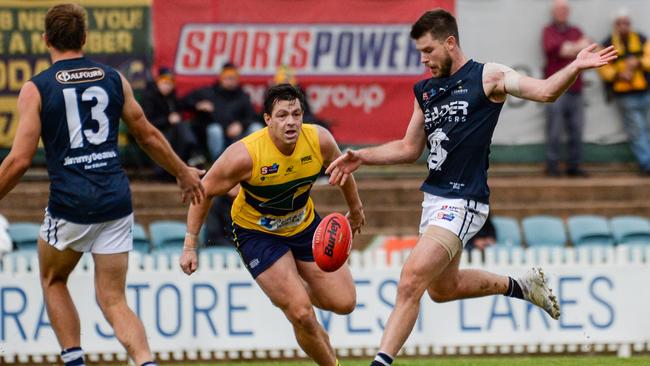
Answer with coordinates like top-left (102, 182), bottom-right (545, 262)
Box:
top-left (326, 9), bottom-right (617, 366)
top-left (180, 84), bottom-right (365, 366)
top-left (0, 4), bottom-right (205, 366)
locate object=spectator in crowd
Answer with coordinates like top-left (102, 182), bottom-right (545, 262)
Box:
top-left (183, 63), bottom-right (263, 243)
top-left (141, 67), bottom-right (205, 180)
top-left (542, 0), bottom-right (590, 177)
top-left (182, 63), bottom-right (262, 161)
top-left (269, 65), bottom-right (329, 129)
top-left (598, 9), bottom-right (650, 175)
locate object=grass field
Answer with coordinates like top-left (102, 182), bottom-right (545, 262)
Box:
top-left (151, 356), bottom-right (650, 366)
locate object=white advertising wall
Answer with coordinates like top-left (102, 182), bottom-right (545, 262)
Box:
top-left (1, 247), bottom-right (649, 363)
top-left (457, 0), bottom-right (650, 144)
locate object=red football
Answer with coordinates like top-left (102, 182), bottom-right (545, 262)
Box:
top-left (312, 213), bottom-right (352, 272)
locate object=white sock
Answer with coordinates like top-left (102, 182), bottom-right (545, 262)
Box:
top-left (373, 351), bottom-right (394, 366)
top-left (61, 347), bottom-right (85, 366)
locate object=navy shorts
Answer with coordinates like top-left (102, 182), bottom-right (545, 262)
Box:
top-left (232, 214), bottom-right (321, 278)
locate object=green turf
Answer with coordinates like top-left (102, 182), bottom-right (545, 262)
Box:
top-left (150, 356), bottom-right (650, 366)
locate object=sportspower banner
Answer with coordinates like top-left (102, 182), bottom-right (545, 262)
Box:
top-left (152, 0), bottom-right (453, 145)
top-left (153, 0), bottom-right (650, 145)
top-left (1, 247), bottom-right (649, 362)
top-left (0, 0), bottom-right (151, 148)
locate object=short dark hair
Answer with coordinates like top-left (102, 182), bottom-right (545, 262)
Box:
top-left (45, 3), bottom-right (87, 51)
top-left (263, 84), bottom-right (306, 115)
top-left (410, 9), bottom-right (459, 45)
top-left (222, 62), bottom-right (238, 71)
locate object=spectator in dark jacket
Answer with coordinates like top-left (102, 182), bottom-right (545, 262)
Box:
top-left (141, 67), bottom-right (205, 179)
top-left (182, 63), bottom-right (262, 161)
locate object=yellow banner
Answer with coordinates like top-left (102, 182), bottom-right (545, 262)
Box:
top-left (0, 97), bottom-right (18, 148)
top-left (2, 0), bottom-right (151, 7)
top-left (0, 1), bottom-right (150, 148)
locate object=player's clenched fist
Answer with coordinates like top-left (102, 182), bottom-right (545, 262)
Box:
top-left (179, 249), bottom-right (198, 275)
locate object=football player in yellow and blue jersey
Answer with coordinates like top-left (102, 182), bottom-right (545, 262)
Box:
top-left (181, 84), bottom-right (364, 366)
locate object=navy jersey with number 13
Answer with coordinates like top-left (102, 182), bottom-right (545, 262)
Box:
top-left (414, 60), bottom-right (504, 204)
top-left (31, 57), bottom-right (131, 224)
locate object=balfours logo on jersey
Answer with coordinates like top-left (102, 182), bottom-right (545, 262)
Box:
top-left (56, 68), bottom-right (105, 84)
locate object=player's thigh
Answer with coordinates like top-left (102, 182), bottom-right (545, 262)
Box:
top-left (92, 252), bottom-right (129, 307)
top-left (427, 247), bottom-right (462, 297)
top-left (399, 228), bottom-right (459, 296)
top-left (296, 260), bottom-right (355, 309)
top-left (90, 214), bottom-right (134, 254)
top-left (255, 251), bottom-right (312, 312)
top-left (37, 238), bottom-right (83, 283)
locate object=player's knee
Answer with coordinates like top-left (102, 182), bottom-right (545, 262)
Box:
top-left (396, 275), bottom-right (426, 303)
top-left (286, 303), bottom-right (318, 329)
top-left (330, 295), bottom-right (356, 315)
top-left (426, 287), bottom-right (450, 303)
top-left (95, 289), bottom-right (126, 314)
top-left (340, 295), bottom-right (357, 315)
top-left (427, 280), bottom-right (459, 303)
top-left (39, 270), bottom-right (67, 288)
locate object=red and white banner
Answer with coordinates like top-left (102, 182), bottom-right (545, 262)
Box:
top-left (153, 0), bottom-right (454, 144)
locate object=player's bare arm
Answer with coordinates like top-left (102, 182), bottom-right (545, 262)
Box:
top-left (317, 125), bottom-right (365, 235)
top-left (326, 98), bottom-right (426, 186)
top-left (484, 44), bottom-right (618, 103)
top-left (119, 73), bottom-right (205, 205)
top-left (180, 141), bottom-right (252, 275)
top-left (0, 82), bottom-right (42, 200)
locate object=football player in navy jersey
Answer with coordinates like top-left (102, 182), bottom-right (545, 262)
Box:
top-left (326, 9), bottom-right (617, 366)
top-left (0, 4), bottom-right (205, 366)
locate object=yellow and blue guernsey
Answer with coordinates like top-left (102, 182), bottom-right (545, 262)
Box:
top-left (231, 124), bottom-right (323, 236)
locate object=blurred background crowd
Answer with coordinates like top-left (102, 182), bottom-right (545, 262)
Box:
top-left (0, 0), bottom-right (649, 254)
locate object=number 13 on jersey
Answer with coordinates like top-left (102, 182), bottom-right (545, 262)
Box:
top-left (62, 86), bottom-right (110, 148)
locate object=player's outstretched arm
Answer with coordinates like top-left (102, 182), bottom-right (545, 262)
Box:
top-left (487, 45), bottom-right (617, 103)
top-left (317, 126), bottom-right (365, 235)
top-left (326, 98), bottom-right (425, 186)
top-left (119, 74), bottom-right (206, 205)
top-left (180, 142), bottom-right (252, 275)
top-left (0, 82), bottom-right (41, 200)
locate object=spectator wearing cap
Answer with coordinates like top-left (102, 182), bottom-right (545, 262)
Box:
top-left (598, 9), bottom-right (650, 175)
top-left (542, 0), bottom-right (591, 177)
top-left (141, 67), bottom-right (205, 180)
top-left (182, 63), bottom-right (262, 161)
top-left (268, 65), bottom-right (329, 129)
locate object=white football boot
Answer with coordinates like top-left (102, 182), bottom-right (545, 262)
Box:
top-left (518, 267), bottom-right (561, 320)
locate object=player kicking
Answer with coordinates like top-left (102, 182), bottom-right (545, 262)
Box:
top-left (326, 9), bottom-right (617, 366)
top-left (0, 4), bottom-right (205, 366)
top-left (180, 84), bottom-right (365, 366)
